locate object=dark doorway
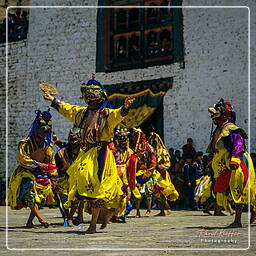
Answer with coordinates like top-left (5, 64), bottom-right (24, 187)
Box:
top-left (140, 98), bottom-right (164, 141)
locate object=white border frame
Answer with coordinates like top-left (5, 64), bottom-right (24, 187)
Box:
top-left (5, 4), bottom-right (251, 251)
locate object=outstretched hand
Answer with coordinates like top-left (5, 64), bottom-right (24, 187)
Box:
top-left (43, 92), bottom-right (55, 102)
top-left (124, 97), bottom-right (135, 109)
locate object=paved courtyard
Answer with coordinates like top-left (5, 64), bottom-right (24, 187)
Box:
top-left (0, 206), bottom-right (256, 256)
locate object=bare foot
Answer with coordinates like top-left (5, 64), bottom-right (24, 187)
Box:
top-left (229, 210), bottom-right (236, 216)
top-left (166, 209), bottom-right (172, 215)
top-left (39, 220), bottom-right (50, 228)
top-left (26, 223), bottom-right (38, 229)
top-left (154, 212), bottom-right (165, 216)
top-left (85, 226), bottom-right (96, 234)
top-left (67, 219), bottom-right (74, 227)
top-left (226, 222), bottom-right (242, 228)
top-left (144, 211), bottom-right (151, 217)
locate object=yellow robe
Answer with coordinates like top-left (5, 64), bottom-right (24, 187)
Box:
top-left (56, 102), bottom-right (124, 209)
top-left (8, 138), bottom-right (56, 209)
top-left (208, 123), bottom-right (256, 209)
top-left (194, 176), bottom-right (212, 203)
top-left (148, 132), bottom-right (179, 201)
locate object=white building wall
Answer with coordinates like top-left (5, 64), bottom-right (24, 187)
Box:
top-left (1, 0), bottom-right (255, 178)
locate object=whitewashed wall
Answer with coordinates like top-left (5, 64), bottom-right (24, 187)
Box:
top-left (1, 0), bottom-right (255, 179)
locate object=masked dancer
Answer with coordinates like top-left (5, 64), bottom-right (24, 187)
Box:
top-left (54, 127), bottom-right (84, 226)
top-left (43, 76), bottom-right (134, 233)
top-left (8, 110), bottom-right (58, 228)
top-left (207, 99), bottom-right (256, 227)
top-left (148, 132), bottom-right (179, 216)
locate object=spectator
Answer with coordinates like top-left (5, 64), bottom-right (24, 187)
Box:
top-left (0, 9), bottom-right (29, 44)
top-left (170, 149), bottom-right (181, 176)
top-left (202, 154), bottom-right (209, 171)
top-left (20, 10), bottom-right (29, 39)
top-left (182, 138), bottom-right (196, 159)
top-left (174, 150), bottom-right (182, 162)
top-left (168, 147), bottom-right (174, 156)
top-left (193, 151), bottom-right (205, 180)
top-left (183, 154), bottom-right (197, 210)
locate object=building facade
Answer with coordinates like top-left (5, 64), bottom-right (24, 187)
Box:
top-left (0, 0), bottom-right (255, 178)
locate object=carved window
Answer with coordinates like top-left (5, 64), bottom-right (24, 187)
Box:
top-left (96, 0), bottom-right (183, 72)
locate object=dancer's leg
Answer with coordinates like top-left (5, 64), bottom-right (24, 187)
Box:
top-left (164, 199), bottom-right (172, 215)
top-left (67, 201), bottom-right (77, 227)
top-left (26, 209), bottom-right (36, 228)
top-left (250, 206), bottom-right (256, 224)
top-left (226, 204), bottom-right (243, 228)
top-left (227, 201), bottom-right (235, 215)
top-left (144, 196), bottom-right (152, 217)
top-left (100, 208), bottom-right (114, 229)
top-left (214, 203), bottom-right (226, 216)
top-left (86, 207), bottom-right (101, 234)
top-left (155, 196), bottom-right (165, 216)
top-left (29, 204), bottom-right (50, 227)
top-left (77, 200), bottom-right (84, 223)
top-left (135, 199), bottom-right (141, 218)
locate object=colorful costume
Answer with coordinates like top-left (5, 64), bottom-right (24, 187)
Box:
top-left (148, 132), bottom-right (179, 201)
top-left (194, 175), bottom-right (213, 204)
top-left (128, 128), bottom-right (157, 201)
top-left (113, 128), bottom-right (134, 220)
top-left (8, 110), bottom-right (57, 209)
top-left (207, 99), bottom-right (256, 210)
top-left (114, 128), bottom-right (133, 188)
top-left (51, 79), bottom-right (128, 210)
top-left (54, 127), bottom-right (82, 201)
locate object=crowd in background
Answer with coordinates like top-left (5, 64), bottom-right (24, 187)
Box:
top-left (168, 137), bottom-right (256, 211)
top-left (1, 134), bottom-right (255, 212)
top-left (0, 9), bottom-right (29, 44)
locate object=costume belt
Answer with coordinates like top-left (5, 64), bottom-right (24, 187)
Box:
top-left (86, 141), bottom-right (108, 150)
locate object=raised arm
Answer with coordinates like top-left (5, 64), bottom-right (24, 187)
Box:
top-left (43, 92), bottom-right (85, 124)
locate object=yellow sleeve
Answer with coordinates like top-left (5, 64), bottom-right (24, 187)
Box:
top-left (101, 107), bottom-right (125, 141)
top-left (16, 140), bottom-right (36, 170)
top-left (58, 101), bottom-right (86, 125)
top-left (107, 107), bottom-right (124, 129)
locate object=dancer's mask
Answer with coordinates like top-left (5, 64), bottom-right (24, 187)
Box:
top-left (208, 98), bottom-right (236, 126)
top-left (81, 78), bottom-right (107, 105)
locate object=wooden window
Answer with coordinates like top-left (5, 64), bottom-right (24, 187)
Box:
top-left (96, 0), bottom-right (184, 72)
